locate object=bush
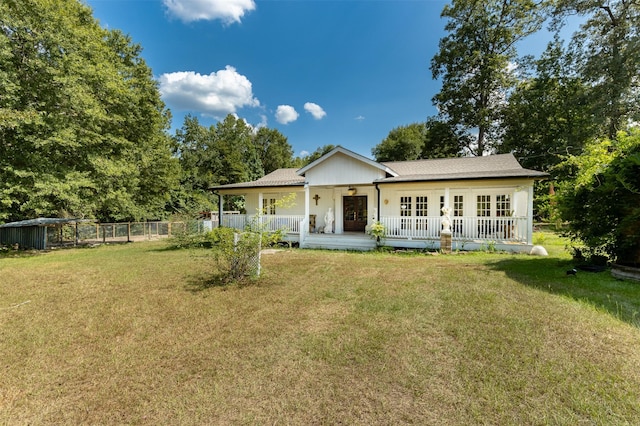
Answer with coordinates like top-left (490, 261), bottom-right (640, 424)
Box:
top-left (211, 228), bottom-right (262, 284)
top-left (367, 221), bottom-right (387, 246)
top-left (558, 128), bottom-right (640, 266)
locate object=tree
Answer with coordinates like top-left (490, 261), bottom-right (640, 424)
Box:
top-left (170, 115), bottom-right (220, 215)
top-left (421, 117), bottom-right (468, 159)
top-left (253, 127), bottom-right (294, 174)
top-left (557, 128), bottom-right (640, 266)
top-left (296, 145), bottom-right (337, 167)
top-left (500, 38), bottom-right (596, 174)
top-left (553, 0), bottom-right (640, 138)
top-left (430, 0), bottom-right (547, 155)
top-left (215, 115), bottom-right (262, 185)
top-left (372, 123), bottom-right (425, 162)
top-left (171, 115), bottom-right (297, 215)
top-left (0, 0), bottom-right (178, 222)
top-left (371, 119), bottom-right (464, 162)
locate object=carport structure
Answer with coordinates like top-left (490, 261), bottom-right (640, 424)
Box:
top-left (0, 218), bottom-right (94, 250)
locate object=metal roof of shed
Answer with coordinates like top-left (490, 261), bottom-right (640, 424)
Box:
top-left (0, 218), bottom-right (94, 228)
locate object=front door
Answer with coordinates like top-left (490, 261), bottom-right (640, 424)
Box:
top-left (343, 196), bottom-right (368, 232)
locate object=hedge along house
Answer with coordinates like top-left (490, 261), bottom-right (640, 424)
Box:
top-left (211, 146), bottom-right (548, 251)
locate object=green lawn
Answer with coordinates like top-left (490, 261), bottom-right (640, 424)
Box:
top-left (1, 235), bottom-right (639, 424)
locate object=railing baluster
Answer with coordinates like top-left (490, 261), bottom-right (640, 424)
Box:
top-left (380, 216), bottom-right (527, 243)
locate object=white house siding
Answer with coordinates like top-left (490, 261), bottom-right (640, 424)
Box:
top-left (242, 190), bottom-right (305, 216)
top-left (376, 178), bottom-right (535, 251)
top-left (304, 152), bottom-right (387, 186)
top-left (378, 179), bottom-right (533, 219)
top-left (307, 187), bottom-right (336, 232)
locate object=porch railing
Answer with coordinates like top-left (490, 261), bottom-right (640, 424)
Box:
top-left (381, 216), bottom-right (528, 243)
top-left (219, 214), bottom-right (529, 243)
top-left (221, 214), bottom-right (304, 233)
top-left (221, 214), bottom-right (247, 230)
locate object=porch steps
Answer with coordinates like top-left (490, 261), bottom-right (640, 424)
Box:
top-left (302, 233), bottom-right (376, 251)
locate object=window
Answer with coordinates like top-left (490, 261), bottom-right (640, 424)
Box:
top-left (440, 196), bottom-right (445, 215)
top-left (400, 196), bottom-right (412, 217)
top-left (400, 196), bottom-right (412, 230)
top-left (416, 196), bottom-right (428, 216)
top-left (262, 198), bottom-right (276, 215)
top-left (496, 194), bottom-right (511, 217)
top-left (453, 195), bottom-right (464, 216)
top-left (452, 195), bottom-right (464, 234)
top-left (476, 195), bottom-right (491, 217)
top-left (416, 196), bottom-right (428, 231)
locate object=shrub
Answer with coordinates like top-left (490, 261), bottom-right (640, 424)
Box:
top-left (557, 128), bottom-right (640, 266)
top-left (212, 228), bottom-right (262, 284)
top-left (367, 220), bottom-right (387, 246)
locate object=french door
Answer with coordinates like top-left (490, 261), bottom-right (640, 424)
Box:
top-left (343, 196), bottom-right (367, 232)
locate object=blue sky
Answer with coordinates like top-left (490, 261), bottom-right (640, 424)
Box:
top-left (84, 0), bottom-right (558, 159)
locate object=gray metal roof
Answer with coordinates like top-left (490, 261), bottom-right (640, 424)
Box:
top-left (0, 217), bottom-right (94, 228)
top-left (210, 153), bottom-right (547, 191)
top-left (379, 154), bottom-right (547, 183)
top-left (212, 168), bottom-right (305, 190)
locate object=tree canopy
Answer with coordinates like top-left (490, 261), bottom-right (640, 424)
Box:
top-left (499, 37), bottom-right (596, 174)
top-left (170, 114), bottom-right (296, 214)
top-left (430, 0), bottom-right (547, 156)
top-left (372, 119), bottom-right (464, 162)
top-left (0, 0), bottom-right (178, 222)
top-left (553, 0), bottom-right (640, 138)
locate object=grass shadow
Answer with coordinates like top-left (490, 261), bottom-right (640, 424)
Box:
top-left (488, 256), bottom-right (640, 327)
top-left (183, 271), bottom-right (231, 292)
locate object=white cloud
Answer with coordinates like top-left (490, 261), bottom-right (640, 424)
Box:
top-left (163, 0), bottom-right (256, 24)
top-left (243, 114), bottom-right (268, 135)
top-left (275, 105), bottom-right (299, 124)
top-left (354, 115), bottom-right (365, 121)
top-left (256, 114), bottom-right (268, 130)
top-left (304, 102), bottom-right (326, 120)
top-left (158, 66), bottom-right (260, 117)
top-left (299, 150), bottom-right (310, 157)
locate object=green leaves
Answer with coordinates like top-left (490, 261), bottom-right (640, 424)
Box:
top-left (0, 0), bottom-right (178, 222)
top-left (554, 0), bottom-right (640, 138)
top-left (372, 119), bottom-right (465, 162)
top-left (170, 114), bottom-right (296, 215)
top-left (558, 129), bottom-right (640, 265)
top-left (372, 123), bottom-right (425, 162)
top-left (431, 0), bottom-right (546, 155)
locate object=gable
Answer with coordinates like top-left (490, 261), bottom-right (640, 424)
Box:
top-left (304, 151), bottom-right (388, 186)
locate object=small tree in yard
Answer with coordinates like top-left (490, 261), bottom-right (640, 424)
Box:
top-left (213, 193), bottom-right (297, 284)
top-left (211, 227), bottom-right (262, 284)
top-left (557, 128), bottom-right (640, 266)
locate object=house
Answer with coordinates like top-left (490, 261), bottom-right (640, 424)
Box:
top-left (211, 146), bottom-right (547, 251)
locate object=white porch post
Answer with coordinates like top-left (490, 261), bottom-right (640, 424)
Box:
top-left (258, 192), bottom-right (264, 227)
top-left (527, 184), bottom-right (534, 244)
top-left (301, 183), bottom-right (310, 243)
top-left (444, 187), bottom-right (450, 209)
top-left (304, 183), bottom-right (310, 227)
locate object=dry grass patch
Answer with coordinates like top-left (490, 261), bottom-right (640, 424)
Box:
top-left (1, 241), bottom-right (639, 424)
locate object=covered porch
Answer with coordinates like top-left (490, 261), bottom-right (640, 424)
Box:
top-left (213, 210), bottom-right (532, 252)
